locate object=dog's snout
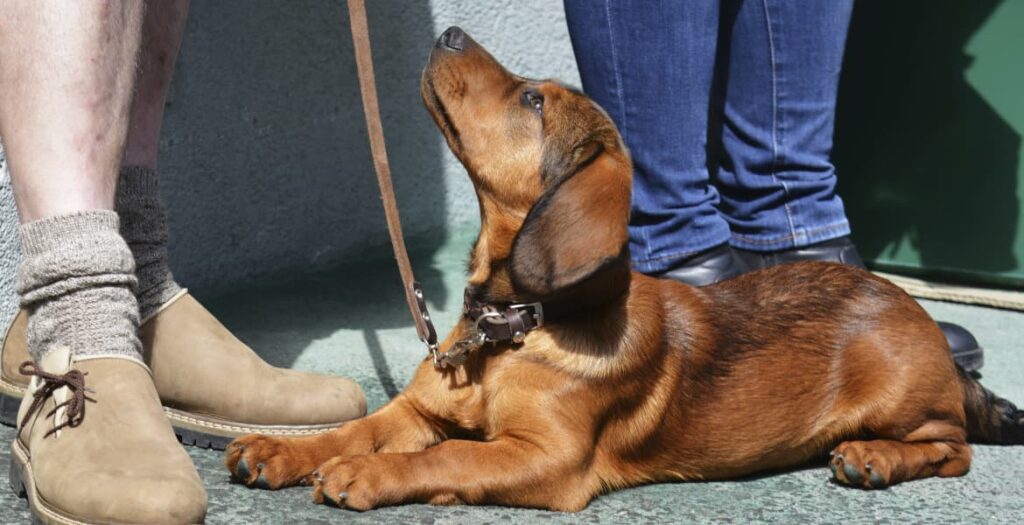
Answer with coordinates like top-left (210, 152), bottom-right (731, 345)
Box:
top-left (437, 26), bottom-right (465, 52)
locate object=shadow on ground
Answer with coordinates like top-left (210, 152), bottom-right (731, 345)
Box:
top-left (196, 231), bottom-right (470, 404)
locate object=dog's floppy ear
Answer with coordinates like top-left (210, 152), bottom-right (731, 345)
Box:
top-left (509, 146), bottom-right (631, 305)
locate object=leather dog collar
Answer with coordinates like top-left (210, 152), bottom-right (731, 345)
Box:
top-left (463, 290), bottom-right (544, 344)
top-left (431, 289), bottom-right (545, 368)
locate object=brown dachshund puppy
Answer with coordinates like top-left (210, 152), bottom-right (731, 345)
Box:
top-left (226, 27), bottom-right (1023, 511)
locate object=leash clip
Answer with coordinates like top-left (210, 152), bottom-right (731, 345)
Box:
top-left (434, 313), bottom-right (499, 369)
top-left (412, 282), bottom-right (439, 348)
top-left (434, 331), bottom-right (486, 369)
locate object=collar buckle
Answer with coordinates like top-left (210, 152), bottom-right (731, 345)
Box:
top-left (441, 290), bottom-right (547, 369)
top-left (509, 302), bottom-right (544, 329)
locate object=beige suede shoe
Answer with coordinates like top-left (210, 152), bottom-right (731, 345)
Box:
top-left (1, 290), bottom-right (366, 450)
top-left (9, 347), bottom-right (207, 524)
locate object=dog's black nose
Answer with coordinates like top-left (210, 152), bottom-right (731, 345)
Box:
top-left (438, 26), bottom-right (465, 52)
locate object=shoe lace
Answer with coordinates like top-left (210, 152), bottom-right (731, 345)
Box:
top-left (18, 360), bottom-right (96, 438)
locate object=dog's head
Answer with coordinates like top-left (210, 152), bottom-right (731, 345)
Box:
top-left (422, 27), bottom-right (632, 308)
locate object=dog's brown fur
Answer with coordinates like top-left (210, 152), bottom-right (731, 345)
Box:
top-left (225, 28), bottom-right (1022, 511)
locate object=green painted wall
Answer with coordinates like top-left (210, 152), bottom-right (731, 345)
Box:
top-left (836, 1), bottom-right (1024, 288)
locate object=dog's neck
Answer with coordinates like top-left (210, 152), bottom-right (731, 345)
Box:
top-left (466, 196), bottom-right (526, 302)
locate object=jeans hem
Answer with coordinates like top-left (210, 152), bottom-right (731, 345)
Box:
top-left (631, 238), bottom-right (731, 274)
top-left (728, 221), bottom-right (850, 252)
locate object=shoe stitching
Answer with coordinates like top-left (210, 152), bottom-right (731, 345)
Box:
top-left (164, 409), bottom-right (339, 436)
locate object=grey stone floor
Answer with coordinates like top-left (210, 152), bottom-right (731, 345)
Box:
top-left (2, 232), bottom-right (1023, 524)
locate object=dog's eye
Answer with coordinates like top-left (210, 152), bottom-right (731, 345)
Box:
top-left (521, 89), bottom-right (544, 115)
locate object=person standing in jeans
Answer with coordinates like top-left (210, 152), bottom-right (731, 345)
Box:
top-left (562, 0), bottom-right (982, 370)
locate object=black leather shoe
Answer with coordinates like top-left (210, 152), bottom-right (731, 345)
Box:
top-left (732, 236), bottom-right (865, 272)
top-left (654, 243), bottom-right (742, 287)
top-left (937, 321), bottom-right (984, 372)
top-left (734, 236), bottom-right (984, 372)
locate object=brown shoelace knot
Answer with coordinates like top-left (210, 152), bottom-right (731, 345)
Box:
top-left (18, 360), bottom-right (96, 437)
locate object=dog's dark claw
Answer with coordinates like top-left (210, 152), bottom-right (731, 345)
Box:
top-left (843, 463), bottom-right (864, 484)
top-left (829, 453), bottom-right (843, 476)
top-left (338, 492), bottom-right (348, 504)
top-left (869, 472), bottom-right (886, 489)
top-left (236, 458), bottom-right (251, 480)
top-left (254, 464), bottom-right (269, 489)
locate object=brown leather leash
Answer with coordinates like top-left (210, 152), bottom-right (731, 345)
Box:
top-left (347, 0), bottom-right (544, 368)
top-left (347, 0), bottom-right (439, 362)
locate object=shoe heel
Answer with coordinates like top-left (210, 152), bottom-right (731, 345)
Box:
top-left (8, 454), bottom-right (27, 498)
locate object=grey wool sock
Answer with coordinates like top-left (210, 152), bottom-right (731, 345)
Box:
top-left (117, 166), bottom-right (183, 320)
top-left (16, 210), bottom-right (143, 363)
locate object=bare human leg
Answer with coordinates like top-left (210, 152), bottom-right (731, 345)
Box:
top-left (124, 0), bottom-right (191, 171)
top-left (0, 1), bottom-right (140, 221)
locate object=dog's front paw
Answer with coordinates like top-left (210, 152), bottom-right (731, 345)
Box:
top-left (225, 434), bottom-right (318, 490)
top-left (312, 454), bottom-right (403, 510)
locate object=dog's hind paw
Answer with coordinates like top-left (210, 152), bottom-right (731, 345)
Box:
top-left (829, 442), bottom-right (890, 489)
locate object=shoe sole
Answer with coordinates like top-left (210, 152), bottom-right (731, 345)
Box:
top-left (3, 381), bottom-right (341, 451)
top-left (9, 439), bottom-right (91, 525)
top-left (954, 347), bottom-right (985, 374)
top-left (163, 407), bottom-right (341, 450)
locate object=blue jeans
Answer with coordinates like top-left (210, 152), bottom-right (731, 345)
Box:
top-left (564, 0), bottom-right (854, 273)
